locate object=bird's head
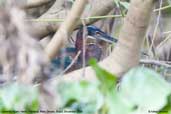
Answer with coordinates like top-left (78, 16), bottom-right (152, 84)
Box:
top-left (87, 25), bottom-right (118, 43)
top-left (76, 25), bottom-right (117, 50)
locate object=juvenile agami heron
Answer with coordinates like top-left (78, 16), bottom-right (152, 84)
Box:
top-left (51, 25), bottom-right (118, 73)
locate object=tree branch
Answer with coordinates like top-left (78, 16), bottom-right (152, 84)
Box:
top-left (23, 0), bottom-right (54, 9)
top-left (45, 0), bottom-right (88, 59)
top-left (29, 0), bottom-right (116, 39)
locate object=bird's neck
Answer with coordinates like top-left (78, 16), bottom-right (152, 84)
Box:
top-left (75, 28), bottom-right (84, 52)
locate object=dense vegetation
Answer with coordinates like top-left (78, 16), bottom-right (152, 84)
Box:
top-left (0, 0), bottom-right (171, 114)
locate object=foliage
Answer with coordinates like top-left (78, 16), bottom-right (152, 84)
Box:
top-left (0, 60), bottom-right (171, 114)
top-left (57, 59), bottom-right (171, 114)
top-left (0, 83), bottom-right (39, 113)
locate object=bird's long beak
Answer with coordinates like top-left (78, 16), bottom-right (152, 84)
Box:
top-left (97, 33), bottom-right (118, 44)
top-left (87, 30), bottom-right (118, 44)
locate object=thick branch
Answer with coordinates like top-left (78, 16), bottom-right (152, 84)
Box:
top-left (24, 0), bottom-right (54, 9)
top-left (9, 0), bottom-right (53, 9)
top-left (29, 0), bottom-right (115, 39)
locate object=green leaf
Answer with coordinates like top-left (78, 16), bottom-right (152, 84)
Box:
top-left (57, 81), bottom-right (104, 114)
top-left (159, 95), bottom-right (171, 114)
top-left (119, 67), bottom-right (171, 113)
top-left (56, 65), bottom-right (171, 114)
top-left (89, 58), bottom-right (117, 93)
top-left (106, 91), bottom-right (135, 114)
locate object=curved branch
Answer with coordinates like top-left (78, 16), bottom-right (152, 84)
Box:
top-left (23, 0), bottom-right (54, 9)
top-left (45, 0), bottom-right (88, 59)
top-left (29, 0), bottom-right (116, 39)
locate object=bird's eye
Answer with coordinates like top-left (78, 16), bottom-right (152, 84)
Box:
top-left (95, 31), bottom-right (101, 37)
top-left (95, 31), bottom-right (100, 35)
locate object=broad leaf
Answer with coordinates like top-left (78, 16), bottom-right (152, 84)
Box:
top-left (119, 67), bottom-right (171, 113)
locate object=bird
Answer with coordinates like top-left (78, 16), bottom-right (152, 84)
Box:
top-left (50, 25), bottom-right (118, 73)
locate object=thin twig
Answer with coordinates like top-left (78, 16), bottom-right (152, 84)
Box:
top-left (81, 20), bottom-right (87, 77)
top-left (140, 59), bottom-right (171, 68)
top-left (148, 0), bottom-right (163, 57)
top-left (26, 15), bottom-right (122, 22)
top-left (154, 5), bottom-right (171, 12)
top-left (60, 51), bottom-right (81, 75)
top-left (163, 31), bottom-right (171, 34)
top-left (156, 33), bottom-right (171, 50)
